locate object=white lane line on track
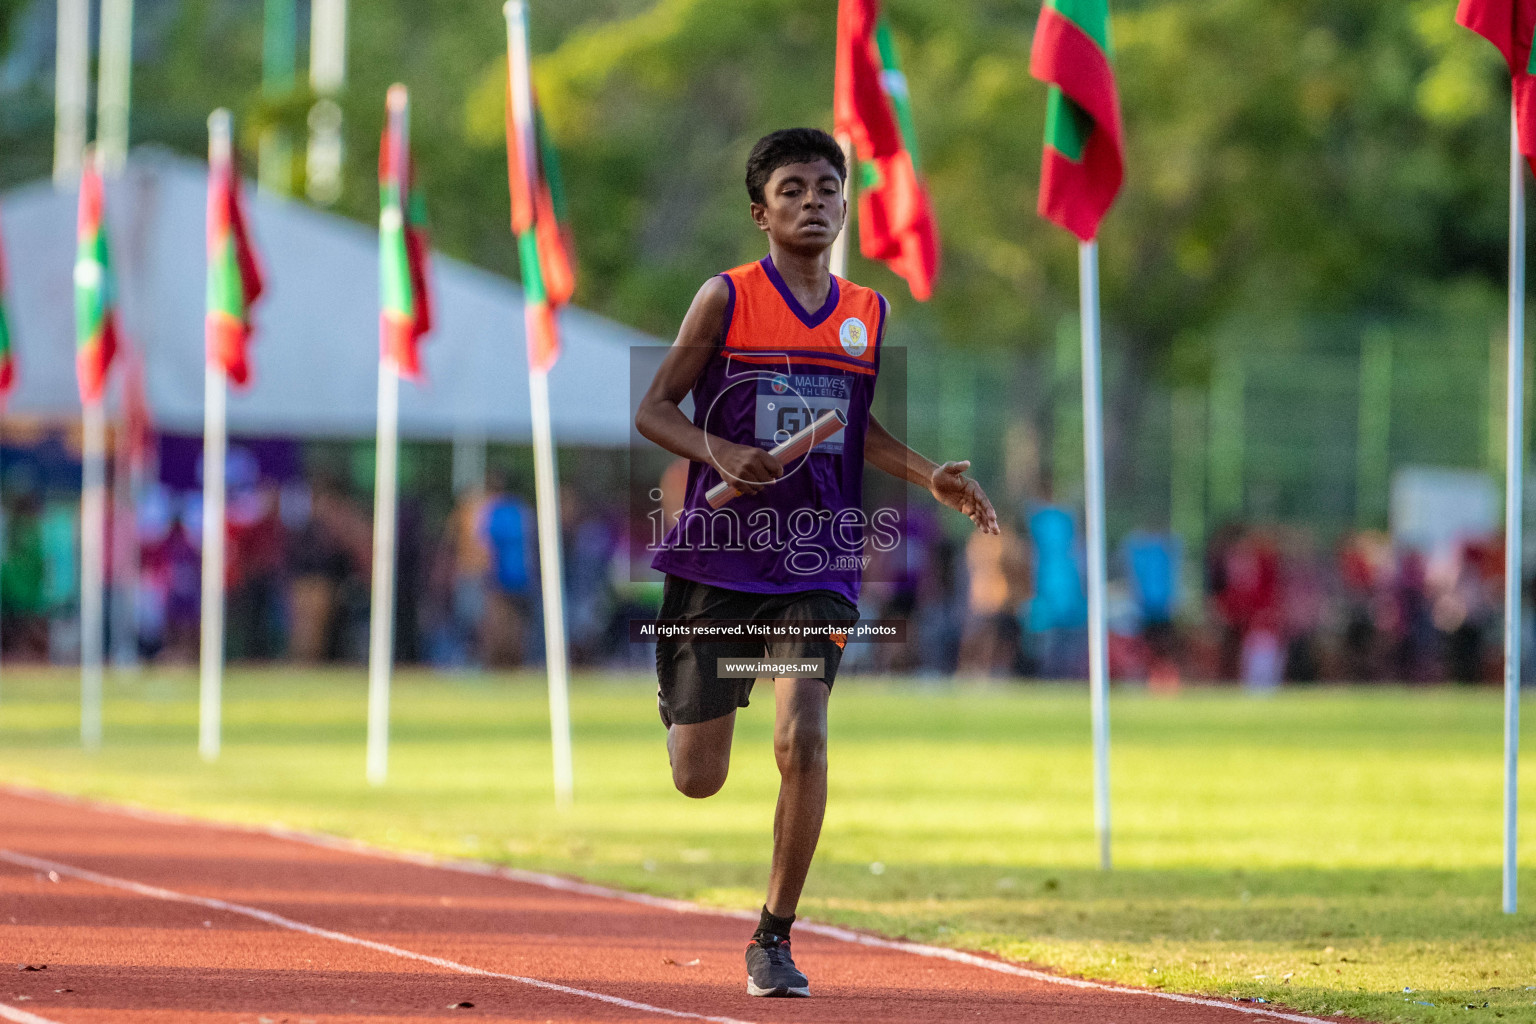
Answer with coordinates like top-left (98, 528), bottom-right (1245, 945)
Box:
top-left (0, 849), bottom-right (756, 1024)
top-left (253, 827), bottom-right (1339, 1024)
top-left (3, 785), bottom-right (1338, 1024)
top-left (0, 1003), bottom-right (66, 1024)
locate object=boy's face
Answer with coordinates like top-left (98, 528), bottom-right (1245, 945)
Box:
top-left (751, 158), bottom-right (845, 254)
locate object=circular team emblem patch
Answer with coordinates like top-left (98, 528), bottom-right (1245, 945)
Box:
top-left (839, 317), bottom-right (868, 357)
top-left (771, 374), bottom-right (789, 394)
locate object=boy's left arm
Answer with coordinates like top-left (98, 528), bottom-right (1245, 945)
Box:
top-left (865, 414), bottom-right (999, 534)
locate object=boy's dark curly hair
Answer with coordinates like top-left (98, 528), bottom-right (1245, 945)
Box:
top-left (745, 128), bottom-right (846, 205)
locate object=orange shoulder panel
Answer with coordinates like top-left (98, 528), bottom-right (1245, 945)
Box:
top-left (721, 260), bottom-right (884, 376)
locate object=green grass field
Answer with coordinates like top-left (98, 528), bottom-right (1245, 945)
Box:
top-left (0, 667), bottom-right (1531, 1023)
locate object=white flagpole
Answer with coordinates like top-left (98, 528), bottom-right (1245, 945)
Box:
top-left (199, 362), bottom-right (227, 761)
top-left (53, 0), bottom-right (90, 186)
top-left (529, 367), bottom-right (573, 807)
top-left (199, 110), bottom-right (233, 763)
top-left (366, 84), bottom-right (409, 787)
top-left (95, 0), bottom-right (135, 176)
top-left (367, 359), bottom-right (400, 786)
top-left (1079, 239), bottom-right (1112, 871)
top-left (829, 133), bottom-right (854, 279)
top-left (507, 0), bottom-right (573, 809)
top-left (199, 360), bottom-right (227, 760)
top-left (305, 0), bottom-right (348, 203)
top-left (1503, 102), bottom-right (1524, 916)
top-left (81, 398), bottom-right (106, 749)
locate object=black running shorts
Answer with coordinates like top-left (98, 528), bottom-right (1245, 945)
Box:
top-left (654, 574), bottom-right (859, 725)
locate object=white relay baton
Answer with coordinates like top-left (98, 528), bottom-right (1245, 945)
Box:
top-left (706, 408), bottom-right (848, 509)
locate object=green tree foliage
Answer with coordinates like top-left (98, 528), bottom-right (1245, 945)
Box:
top-left (0, 0), bottom-right (25, 55)
top-left (491, 0), bottom-right (1515, 376)
top-left (0, 0), bottom-right (1519, 374)
top-left (1109, 0), bottom-right (1510, 380)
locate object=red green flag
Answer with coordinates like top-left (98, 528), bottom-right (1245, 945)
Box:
top-left (379, 85), bottom-right (434, 380)
top-left (1456, 0), bottom-right (1536, 170)
top-left (75, 163), bottom-right (119, 405)
top-left (1031, 0), bottom-right (1125, 241)
top-left (0, 208), bottom-right (14, 400)
top-left (506, 70), bottom-right (576, 373)
top-left (833, 0), bottom-right (939, 300)
top-left (206, 135), bottom-right (265, 387)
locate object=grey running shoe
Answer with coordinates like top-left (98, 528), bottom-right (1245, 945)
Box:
top-left (745, 934), bottom-right (809, 997)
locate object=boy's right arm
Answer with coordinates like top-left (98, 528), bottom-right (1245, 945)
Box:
top-left (634, 277), bottom-right (784, 497)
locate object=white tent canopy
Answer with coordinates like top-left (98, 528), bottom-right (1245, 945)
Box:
top-left (0, 148), bottom-right (657, 443)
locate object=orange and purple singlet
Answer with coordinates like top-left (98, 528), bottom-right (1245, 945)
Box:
top-left (651, 255), bottom-right (887, 603)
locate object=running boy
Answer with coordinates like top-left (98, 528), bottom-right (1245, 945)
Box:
top-left (634, 127), bottom-right (998, 998)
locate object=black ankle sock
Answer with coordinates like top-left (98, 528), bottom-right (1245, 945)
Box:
top-left (754, 905), bottom-right (795, 942)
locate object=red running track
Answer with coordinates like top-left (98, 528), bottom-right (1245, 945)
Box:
top-left (0, 787), bottom-right (1370, 1024)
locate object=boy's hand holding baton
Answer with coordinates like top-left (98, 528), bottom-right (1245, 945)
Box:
top-left (706, 409), bottom-right (848, 508)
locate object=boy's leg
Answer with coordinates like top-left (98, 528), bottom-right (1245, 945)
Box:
top-left (764, 676), bottom-right (829, 917)
top-left (654, 575), bottom-right (761, 797)
top-left (666, 711), bottom-right (737, 798)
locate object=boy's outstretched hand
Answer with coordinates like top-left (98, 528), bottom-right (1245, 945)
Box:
top-left (929, 460), bottom-right (999, 534)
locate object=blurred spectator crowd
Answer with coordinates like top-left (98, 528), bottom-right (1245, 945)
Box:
top-left (0, 454), bottom-right (660, 672)
top-left (0, 445), bottom-right (1520, 686)
top-left (865, 514), bottom-right (1514, 687)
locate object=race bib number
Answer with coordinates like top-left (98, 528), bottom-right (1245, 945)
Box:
top-left (755, 373), bottom-right (851, 455)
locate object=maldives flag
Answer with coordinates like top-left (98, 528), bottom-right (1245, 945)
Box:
top-left (1456, 0), bottom-right (1536, 170)
top-left (1031, 0), bottom-right (1125, 241)
top-left (75, 163), bottom-right (119, 405)
top-left (833, 0), bottom-right (939, 301)
top-left (0, 209), bottom-right (14, 400)
top-left (379, 85), bottom-right (434, 380)
top-left (207, 137), bottom-right (265, 387)
top-left (506, 74), bottom-right (575, 373)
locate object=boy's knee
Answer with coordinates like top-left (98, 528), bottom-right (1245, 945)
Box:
top-left (774, 721), bottom-right (827, 774)
top-left (666, 717), bottom-right (734, 798)
top-left (672, 762), bottom-right (728, 799)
